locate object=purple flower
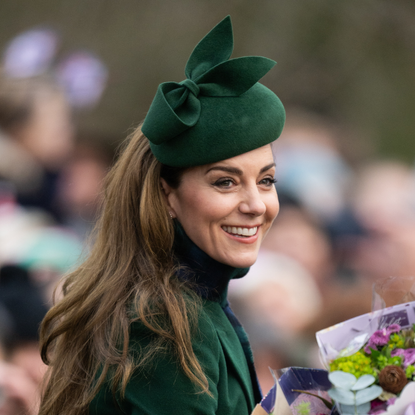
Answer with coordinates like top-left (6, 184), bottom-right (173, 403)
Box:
top-left (391, 348), bottom-right (415, 367)
top-left (371, 399), bottom-right (385, 410)
top-left (364, 325), bottom-right (402, 354)
top-left (391, 348), bottom-right (405, 357)
top-left (386, 397), bottom-right (397, 406)
top-left (365, 329), bottom-right (390, 353)
top-left (386, 324), bottom-right (401, 335)
top-left (403, 349), bottom-right (415, 367)
top-left (365, 340), bottom-right (377, 354)
top-left (365, 342), bottom-right (375, 354)
top-left (371, 329), bottom-right (391, 345)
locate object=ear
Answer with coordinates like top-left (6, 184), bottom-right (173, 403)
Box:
top-left (160, 178), bottom-right (177, 218)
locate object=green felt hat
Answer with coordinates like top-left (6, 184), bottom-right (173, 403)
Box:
top-left (142, 16), bottom-right (285, 167)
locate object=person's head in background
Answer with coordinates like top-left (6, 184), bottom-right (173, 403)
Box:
top-left (0, 74), bottom-right (74, 172)
top-left (56, 139), bottom-right (113, 240)
top-left (349, 161), bottom-right (415, 281)
top-left (352, 161), bottom-right (415, 235)
top-left (273, 109), bottom-right (353, 223)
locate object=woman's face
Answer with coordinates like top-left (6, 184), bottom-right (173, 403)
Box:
top-left (163, 145), bottom-right (279, 268)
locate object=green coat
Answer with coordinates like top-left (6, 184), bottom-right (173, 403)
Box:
top-left (90, 299), bottom-right (256, 415)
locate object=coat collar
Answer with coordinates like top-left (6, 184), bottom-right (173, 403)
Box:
top-left (173, 220), bottom-right (249, 303)
top-left (204, 301), bottom-right (256, 411)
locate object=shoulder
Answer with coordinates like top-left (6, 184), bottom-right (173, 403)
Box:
top-left (123, 300), bottom-right (222, 414)
top-left (90, 300), bottom-right (249, 415)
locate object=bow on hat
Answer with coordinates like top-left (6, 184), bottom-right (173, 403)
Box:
top-left (142, 16), bottom-right (276, 145)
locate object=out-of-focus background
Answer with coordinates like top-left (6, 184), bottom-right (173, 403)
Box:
top-left (1, 1), bottom-right (415, 412)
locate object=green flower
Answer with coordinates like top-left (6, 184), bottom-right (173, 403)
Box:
top-left (369, 347), bottom-right (403, 370)
top-left (294, 402), bottom-right (311, 415)
top-left (405, 365), bottom-right (415, 379)
top-left (388, 333), bottom-right (405, 349)
top-left (330, 351), bottom-right (376, 378)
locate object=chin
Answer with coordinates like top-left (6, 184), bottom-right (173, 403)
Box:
top-left (220, 253), bottom-right (258, 269)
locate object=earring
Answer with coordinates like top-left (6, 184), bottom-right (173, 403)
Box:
top-left (169, 211), bottom-right (173, 219)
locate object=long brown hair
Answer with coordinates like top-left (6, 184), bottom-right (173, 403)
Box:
top-left (39, 127), bottom-right (208, 415)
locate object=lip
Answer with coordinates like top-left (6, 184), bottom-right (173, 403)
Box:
top-left (221, 224), bottom-right (261, 244)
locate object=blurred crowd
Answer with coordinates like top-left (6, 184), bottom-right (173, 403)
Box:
top-left (1, 30), bottom-right (415, 415)
top-left (0, 28), bottom-right (111, 413)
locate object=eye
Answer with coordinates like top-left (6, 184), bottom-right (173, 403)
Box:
top-left (213, 178), bottom-right (235, 188)
top-left (259, 177), bottom-right (277, 187)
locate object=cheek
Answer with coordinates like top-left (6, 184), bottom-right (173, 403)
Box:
top-left (174, 189), bottom-right (234, 227)
top-left (172, 188), bottom-right (211, 223)
top-left (265, 193), bottom-right (280, 222)
top-left (200, 194), bottom-right (232, 217)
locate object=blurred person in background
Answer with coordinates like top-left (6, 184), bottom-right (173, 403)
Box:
top-left (0, 178), bottom-right (83, 303)
top-left (229, 252), bottom-right (323, 391)
top-left (273, 109), bottom-right (353, 224)
top-left (0, 265), bottom-right (48, 415)
top-left (349, 161), bottom-right (415, 281)
top-left (254, 200), bottom-right (372, 337)
top-left (0, 71), bottom-right (83, 413)
top-left (0, 360), bottom-right (39, 415)
top-left (0, 74), bottom-right (75, 222)
top-left (0, 70), bottom-right (83, 299)
top-left (268, 109), bottom-right (351, 289)
top-left (0, 265), bottom-right (48, 385)
top-left (0, 136), bottom-right (82, 414)
top-left (261, 205), bottom-right (334, 287)
top-left (272, 108), bottom-right (373, 306)
top-left (56, 140), bottom-right (112, 240)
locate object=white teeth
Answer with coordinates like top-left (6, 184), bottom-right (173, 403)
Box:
top-left (222, 226), bottom-right (258, 237)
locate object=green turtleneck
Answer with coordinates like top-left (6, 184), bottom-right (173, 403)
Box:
top-left (173, 220), bottom-right (250, 304)
top-left (90, 223), bottom-right (257, 415)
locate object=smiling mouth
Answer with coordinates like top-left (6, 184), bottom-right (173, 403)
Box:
top-left (222, 226), bottom-right (258, 237)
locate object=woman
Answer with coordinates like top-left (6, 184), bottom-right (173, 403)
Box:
top-left (39, 16), bottom-right (285, 415)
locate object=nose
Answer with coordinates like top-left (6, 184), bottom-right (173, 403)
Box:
top-left (238, 185), bottom-right (267, 217)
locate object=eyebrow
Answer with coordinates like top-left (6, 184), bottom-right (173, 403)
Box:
top-left (260, 162), bottom-right (276, 174)
top-left (205, 162), bottom-right (276, 175)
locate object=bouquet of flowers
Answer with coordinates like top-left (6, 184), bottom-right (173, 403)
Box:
top-left (317, 301), bottom-right (415, 415)
top-left (253, 279), bottom-right (415, 415)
